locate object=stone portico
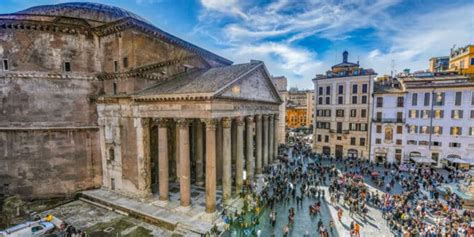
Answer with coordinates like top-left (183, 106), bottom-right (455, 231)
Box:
top-left (97, 61), bottom-right (282, 215)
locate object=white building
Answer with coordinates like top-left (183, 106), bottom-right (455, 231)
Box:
top-left (370, 74), bottom-right (474, 168)
top-left (370, 79), bottom-right (406, 163)
top-left (313, 51), bottom-right (376, 159)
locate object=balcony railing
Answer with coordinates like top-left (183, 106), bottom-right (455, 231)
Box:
top-left (372, 118), bottom-right (405, 123)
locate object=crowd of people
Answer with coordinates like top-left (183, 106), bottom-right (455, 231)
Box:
top-left (222, 135), bottom-right (474, 236)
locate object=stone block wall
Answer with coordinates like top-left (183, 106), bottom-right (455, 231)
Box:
top-left (0, 129), bottom-right (101, 199)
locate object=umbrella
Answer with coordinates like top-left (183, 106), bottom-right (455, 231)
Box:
top-left (371, 171), bottom-right (380, 177)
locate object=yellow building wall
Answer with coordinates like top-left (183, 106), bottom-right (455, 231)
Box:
top-left (286, 108), bottom-right (307, 128)
top-left (449, 45), bottom-right (474, 75)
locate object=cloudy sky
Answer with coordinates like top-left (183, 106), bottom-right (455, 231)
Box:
top-left (1, 0), bottom-right (473, 89)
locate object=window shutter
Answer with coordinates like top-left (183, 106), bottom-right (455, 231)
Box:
top-left (416, 110), bottom-right (420, 118)
top-left (439, 127), bottom-right (443, 135)
top-left (460, 110), bottom-right (463, 119)
top-left (459, 128), bottom-right (463, 135)
top-left (441, 110), bottom-right (444, 118)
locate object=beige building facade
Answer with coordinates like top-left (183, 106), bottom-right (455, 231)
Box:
top-left (312, 51), bottom-right (376, 159)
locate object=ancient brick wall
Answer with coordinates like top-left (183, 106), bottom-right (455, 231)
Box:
top-left (0, 129), bottom-right (101, 199)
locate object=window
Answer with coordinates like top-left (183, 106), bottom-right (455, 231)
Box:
top-left (376, 125), bottom-right (382, 133)
top-left (376, 97), bottom-right (383, 107)
top-left (337, 122), bottom-right (342, 133)
top-left (412, 93), bottom-right (418, 106)
top-left (396, 139), bottom-right (402, 145)
top-left (419, 141), bottom-right (429, 146)
top-left (114, 60), bottom-right (119, 72)
top-left (434, 110), bottom-right (444, 119)
top-left (471, 57), bottom-right (474, 65)
top-left (325, 97), bottom-right (330, 105)
top-left (397, 126), bottom-right (403, 134)
top-left (361, 109), bottom-right (367, 118)
top-left (361, 123), bottom-right (367, 131)
top-left (451, 110), bottom-right (463, 119)
top-left (376, 112), bottom-right (382, 121)
top-left (433, 92), bottom-right (445, 106)
top-left (326, 86), bottom-right (331, 95)
top-left (361, 95), bottom-right (367, 104)
top-left (397, 97), bottom-right (404, 107)
top-left (352, 96), bottom-right (357, 104)
top-left (318, 97), bottom-right (323, 105)
top-left (432, 153), bottom-right (439, 163)
top-left (350, 109), bottom-right (357, 117)
top-left (324, 135), bottom-right (329, 143)
top-left (108, 147), bottom-right (115, 161)
top-left (362, 84), bottom-right (368, 93)
top-left (455, 92), bottom-right (462, 106)
top-left (338, 96), bottom-right (344, 105)
top-left (113, 82), bottom-right (117, 95)
top-left (424, 92), bottom-right (430, 106)
top-left (352, 84), bottom-right (358, 94)
top-left (64, 62), bottom-right (71, 72)
top-left (2, 59), bottom-right (8, 71)
top-left (396, 112), bottom-right (403, 121)
top-left (421, 110), bottom-right (431, 119)
top-left (432, 126), bottom-right (443, 135)
top-left (409, 110), bottom-right (418, 119)
top-left (432, 141), bottom-right (442, 147)
top-left (350, 137), bottom-right (356, 145)
top-left (470, 127), bottom-right (474, 136)
top-left (450, 127), bottom-right (462, 136)
top-left (317, 135), bottom-right (322, 142)
top-left (123, 57), bottom-right (129, 68)
top-left (471, 110), bottom-right (474, 119)
top-left (449, 142), bottom-right (461, 148)
top-left (336, 109), bottom-right (345, 117)
top-left (375, 138), bottom-right (381, 144)
top-left (409, 125), bottom-right (418, 134)
top-left (472, 92), bottom-right (474, 105)
top-left (338, 85), bottom-right (344, 94)
top-left (420, 126), bottom-right (429, 134)
top-left (319, 87), bottom-right (323, 95)
top-left (407, 140), bottom-right (417, 145)
top-left (360, 138), bottom-right (366, 146)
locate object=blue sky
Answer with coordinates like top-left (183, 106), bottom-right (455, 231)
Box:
top-left (1, 0), bottom-right (473, 89)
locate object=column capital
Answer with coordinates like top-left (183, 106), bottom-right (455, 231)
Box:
top-left (222, 117), bottom-right (232, 128)
top-left (176, 118), bottom-right (191, 128)
top-left (201, 118), bottom-right (218, 130)
top-left (235, 116), bottom-right (245, 126)
top-left (262, 114), bottom-right (270, 120)
top-left (157, 118), bottom-right (170, 128)
top-left (255, 114), bottom-right (262, 122)
top-left (273, 114), bottom-right (279, 121)
top-left (245, 116), bottom-right (254, 123)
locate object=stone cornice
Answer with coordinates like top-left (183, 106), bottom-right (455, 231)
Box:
top-left (0, 71), bottom-right (96, 80)
top-left (0, 18), bottom-right (91, 35)
top-left (96, 55), bottom-right (199, 81)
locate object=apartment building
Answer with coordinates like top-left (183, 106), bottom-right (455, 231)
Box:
top-left (313, 51), bottom-right (376, 159)
top-left (370, 73), bottom-right (474, 167)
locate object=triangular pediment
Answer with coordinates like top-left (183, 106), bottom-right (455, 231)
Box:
top-left (215, 64), bottom-right (282, 103)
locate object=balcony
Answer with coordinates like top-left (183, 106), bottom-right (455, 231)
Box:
top-left (372, 118), bottom-right (405, 123)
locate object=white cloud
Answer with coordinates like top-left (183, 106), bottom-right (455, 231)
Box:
top-left (197, 0), bottom-right (474, 87)
top-left (218, 42), bottom-right (325, 89)
top-left (363, 5), bottom-right (474, 75)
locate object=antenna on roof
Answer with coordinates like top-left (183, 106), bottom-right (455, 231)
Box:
top-left (391, 59), bottom-right (395, 77)
top-left (357, 56), bottom-right (359, 66)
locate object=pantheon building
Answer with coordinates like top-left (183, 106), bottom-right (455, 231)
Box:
top-left (0, 2), bottom-right (282, 216)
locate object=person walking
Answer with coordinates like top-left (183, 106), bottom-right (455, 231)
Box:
top-left (337, 208), bottom-right (343, 222)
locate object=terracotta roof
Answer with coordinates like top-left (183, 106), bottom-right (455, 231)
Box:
top-left (135, 62), bottom-right (260, 97)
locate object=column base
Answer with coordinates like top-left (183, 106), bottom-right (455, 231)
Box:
top-left (201, 211), bottom-right (218, 222)
top-left (176, 205), bottom-right (192, 213)
top-left (152, 200), bottom-right (169, 207)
